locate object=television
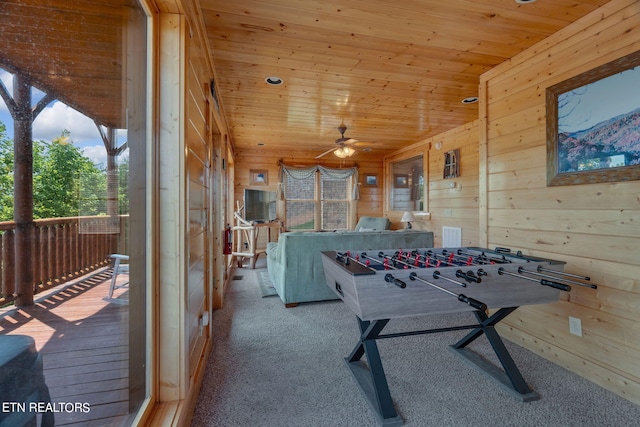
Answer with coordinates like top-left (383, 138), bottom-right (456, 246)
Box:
top-left (244, 189), bottom-right (277, 222)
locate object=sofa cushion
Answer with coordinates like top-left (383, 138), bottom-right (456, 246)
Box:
top-left (354, 216), bottom-right (390, 231)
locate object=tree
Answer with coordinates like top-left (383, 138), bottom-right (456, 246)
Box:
top-left (34, 130), bottom-right (107, 218)
top-left (0, 126), bottom-right (111, 221)
top-left (118, 156), bottom-right (129, 214)
top-left (0, 122), bottom-right (14, 221)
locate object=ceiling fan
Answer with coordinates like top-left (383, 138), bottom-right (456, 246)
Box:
top-left (315, 121), bottom-right (364, 159)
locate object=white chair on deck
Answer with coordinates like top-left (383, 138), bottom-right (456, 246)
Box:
top-left (108, 254), bottom-right (130, 299)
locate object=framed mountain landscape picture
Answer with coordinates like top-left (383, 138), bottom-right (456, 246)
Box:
top-left (546, 50), bottom-right (640, 186)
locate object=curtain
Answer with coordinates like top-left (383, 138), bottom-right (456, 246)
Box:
top-left (279, 164), bottom-right (359, 200)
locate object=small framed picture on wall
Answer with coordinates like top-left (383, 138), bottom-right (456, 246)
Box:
top-left (394, 174), bottom-right (409, 188)
top-left (250, 169), bottom-right (268, 185)
top-left (363, 173), bottom-right (378, 187)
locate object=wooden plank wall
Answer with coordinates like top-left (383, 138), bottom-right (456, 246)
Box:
top-left (185, 25), bottom-right (210, 381)
top-left (383, 121), bottom-right (480, 243)
top-left (233, 150), bottom-right (384, 226)
top-left (426, 121), bottom-right (480, 246)
top-left (480, 0), bottom-right (640, 404)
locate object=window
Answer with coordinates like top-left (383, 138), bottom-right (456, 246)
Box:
top-left (283, 165), bottom-right (357, 231)
top-left (0, 1), bottom-right (149, 424)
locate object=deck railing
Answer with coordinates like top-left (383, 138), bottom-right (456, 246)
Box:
top-left (0, 215), bottom-right (129, 306)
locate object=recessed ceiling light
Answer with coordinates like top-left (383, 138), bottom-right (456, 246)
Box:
top-left (462, 96), bottom-right (479, 104)
top-left (515, 0), bottom-right (536, 4)
top-left (257, 142), bottom-right (265, 146)
top-left (362, 148), bottom-right (372, 152)
top-left (265, 76), bottom-right (283, 85)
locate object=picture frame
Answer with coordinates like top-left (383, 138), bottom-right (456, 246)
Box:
top-left (363, 173), bottom-right (378, 187)
top-left (546, 50), bottom-right (640, 186)
top-left (443, 149), bottom-right (460, 179)
top-left (249, 169), bottom-right (268, 185)
top-left (394, 174), bottom-right (408, 188)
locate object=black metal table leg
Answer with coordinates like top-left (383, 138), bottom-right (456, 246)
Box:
top-left (345, 318), bottom-right (403, 427)
top-left (450, 307), bottom-right (539, 401)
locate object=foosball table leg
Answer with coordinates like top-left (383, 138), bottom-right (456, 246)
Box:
top-left (450, 307), bottom-right (540, 402)
top-left (344, 318), bottom-right (403, 427)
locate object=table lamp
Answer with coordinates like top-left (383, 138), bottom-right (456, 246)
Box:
top-left (401, 211), bottom-right (417, 229)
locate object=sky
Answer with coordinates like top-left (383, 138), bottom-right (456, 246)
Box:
top-left (557, 65), bottom-right (640, 133)
top-left (0, 69), bottom-right (127, 167)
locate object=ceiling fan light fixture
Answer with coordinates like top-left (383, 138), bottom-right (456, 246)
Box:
top-left (334, 146), bottom-right (355, 158)
top-left (334, 147), bottom-right (348, 158)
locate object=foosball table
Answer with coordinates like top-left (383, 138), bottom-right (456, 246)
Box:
top-left (320, 246), bottom-right (596, 427)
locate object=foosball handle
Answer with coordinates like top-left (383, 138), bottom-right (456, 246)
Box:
top-left (385, 273), bottom-right (407, 289)
top-left (541, 279), bottom-right (571, 292)
top-left (457, 294), bottom-right (487, 311)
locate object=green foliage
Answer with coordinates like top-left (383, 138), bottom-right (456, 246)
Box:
top-left (118, 156), bottom-right (129, 214)
top-left (0, 123), bottom-right (14, 221)
top-left (34, 131), bottom-right (105, 218)
top-left (0, 126), bottom-right (129, 221)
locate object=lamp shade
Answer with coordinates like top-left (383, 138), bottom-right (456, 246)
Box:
top-left (333, 146), bottom-right (356, 158)
top-left (334, 148), bottom-right (348, 158)
top-left (401, 211), bottom-right (417, 223)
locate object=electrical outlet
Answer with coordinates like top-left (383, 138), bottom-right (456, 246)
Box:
top-left (569, 316), bottom-right (582, 337)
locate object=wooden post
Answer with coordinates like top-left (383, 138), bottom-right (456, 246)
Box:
top-left (13, 74), bottom-right (34, 306)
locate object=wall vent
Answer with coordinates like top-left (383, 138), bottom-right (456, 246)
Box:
top-left (442, 226), bottom-right (462, 247)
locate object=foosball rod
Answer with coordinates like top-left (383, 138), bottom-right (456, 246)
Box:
top-left (404, 250), bottom-right (458, 268)
top-left (409, 272), bottom-right (487, 311)
top-left (456, 249), bottom-right (512, 264)
top-left (384, 273), bottom-right (407, 289)
top-left (407, 252), bottom-right (486, 282)
top-left (335, 251), bottom-right (377, 271)
top-left (537, 266), bottom-right (592, 282)
top-left (518, 267), bottom-right (597, 289)
top-left (498, 267), bottom-right (571, 291)
top-left (359, 252), bottom-right (399, 269)
top-left (425, 250), bottom-right (461, 267)
top-left (403, 251), bottom-right (442, 268)
top-left (440, 249), bottom-right (491, 267)
top-left (432, 270), bottom-right (467, 288)
top-left (378, 251), bottom-right (415, 269)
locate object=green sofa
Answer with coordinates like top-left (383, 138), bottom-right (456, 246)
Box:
top-left (266, 230), bottom-right (434, 306)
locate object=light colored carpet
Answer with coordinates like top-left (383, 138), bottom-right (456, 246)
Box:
top-left (192, 260), bottom-right (640, 427)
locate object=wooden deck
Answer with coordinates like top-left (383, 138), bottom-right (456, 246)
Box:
top-left (0, 269), bottom-right (133, 426)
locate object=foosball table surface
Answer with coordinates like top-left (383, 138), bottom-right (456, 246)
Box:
top-left (321, 246), bottom-right (566, 321)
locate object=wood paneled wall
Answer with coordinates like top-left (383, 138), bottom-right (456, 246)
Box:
top-left (426, 121), bottom-right (480, 246)
top-left (185, 23), bottom-right (211, 381)
top-left (383, 121), bottom-right (480, 241)
top-left (480, 0), bottom-right (640, 404)
top-left (233, 150), bottom-right (384, 223)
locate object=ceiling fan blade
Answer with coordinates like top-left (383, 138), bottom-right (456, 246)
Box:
top-left (315, 147), bottom-right (337, 159)
top-left (353, 140), bottom-right (374, 147)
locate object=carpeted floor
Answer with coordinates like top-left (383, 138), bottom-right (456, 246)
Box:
top-left (192, 258), bottom-right (640, 427)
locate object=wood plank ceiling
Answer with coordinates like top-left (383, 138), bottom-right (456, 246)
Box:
top-left (0, 0), bottom-right (611, 154)
top-left (202, 0), bottom-right (610, 158)
top-left (0, 0), bottom-right (135, 129)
